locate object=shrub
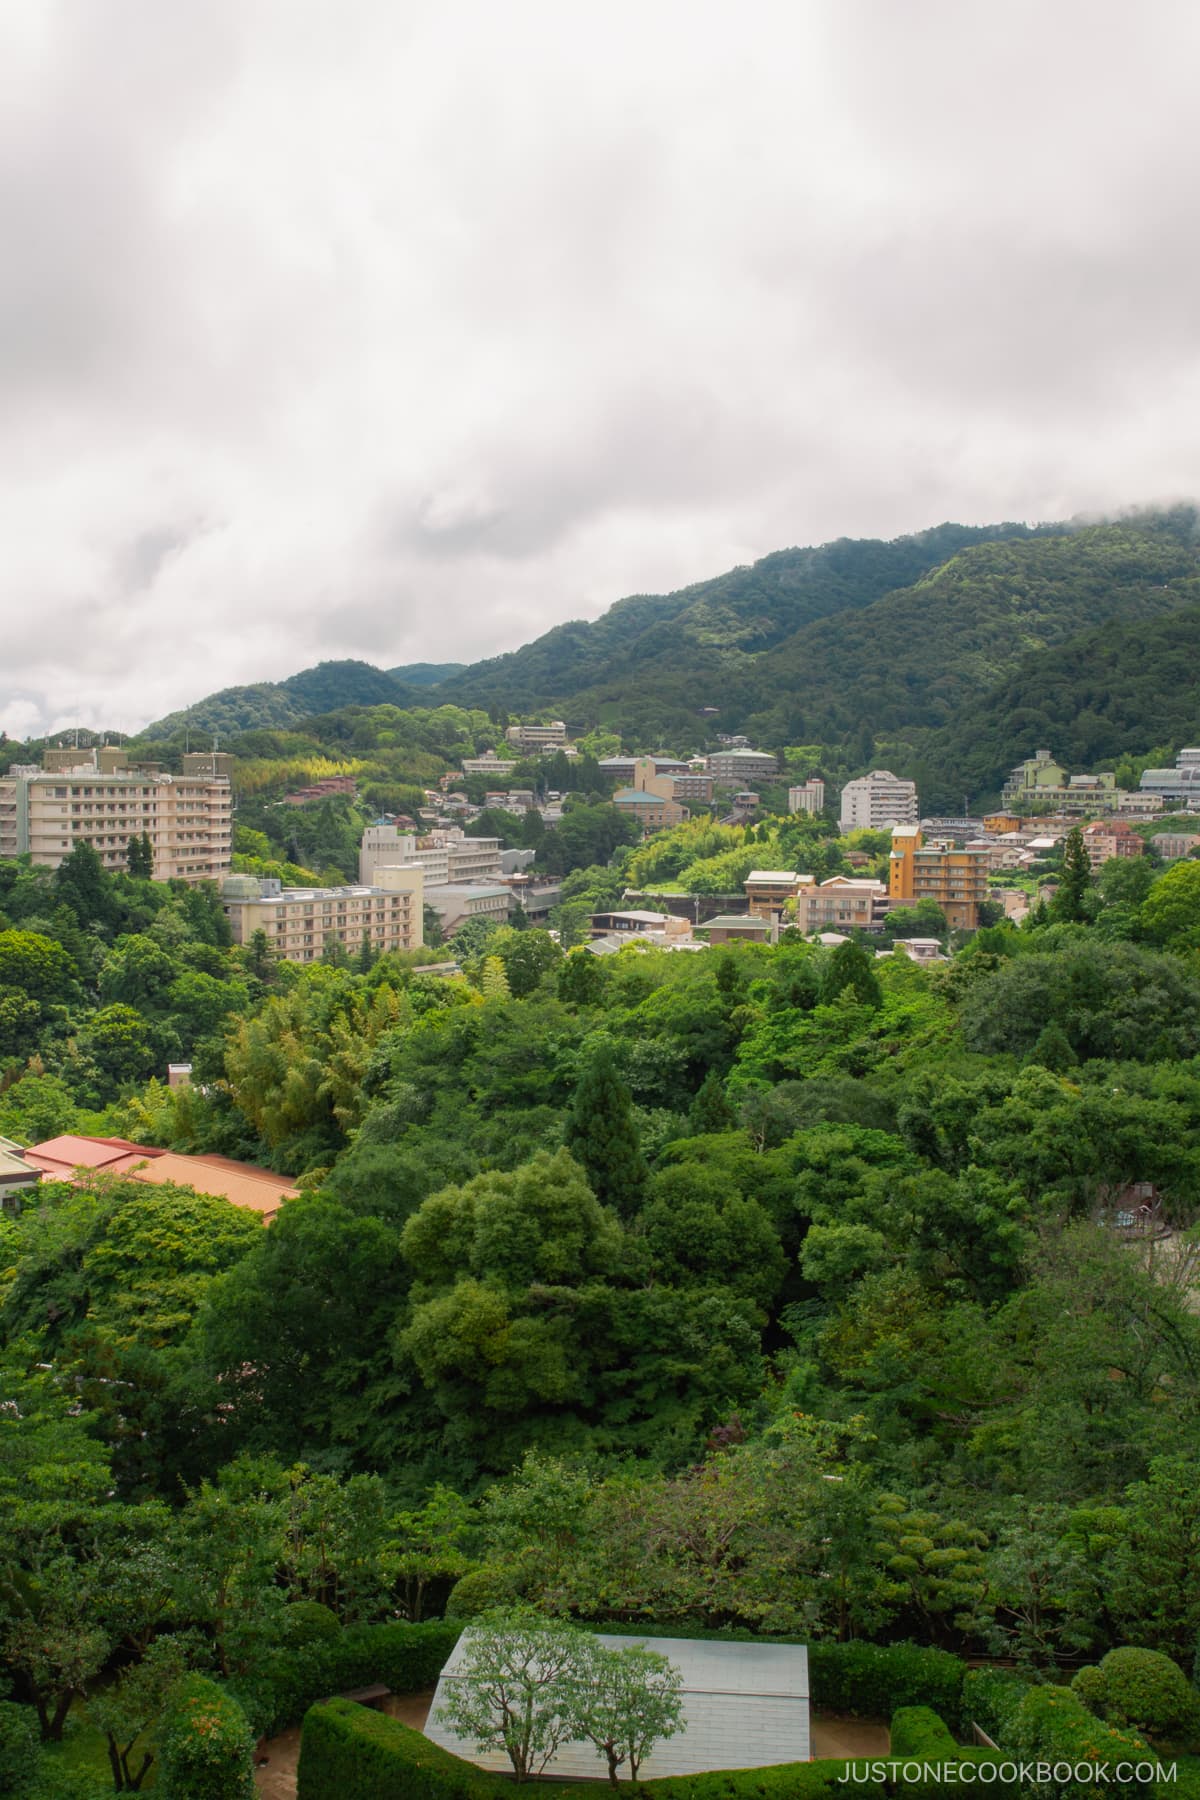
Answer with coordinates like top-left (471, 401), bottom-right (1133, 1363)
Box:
top-left (445, 1568), bottom-right (522, 1619)
top-left (1008, 1683), bottom-right (1157, 1800)
top-left (1072, 1647), bottom-right (1200, 1750)
top-left (961, 1665), bottom-right (1037, 1741)
top-left (281, 1601), bottom-right (342, 1647)
top-left (0, 1700), bottom-right (39, 1799)
top-left (155, 1675), bottom-right (255, 1800)
top-left (890, 1706), bottom-right (960, 1759)
top-left (887, 1708), bottom-right (1020, 1799)
top-left (807, 1641), bottom-right (966, 1727)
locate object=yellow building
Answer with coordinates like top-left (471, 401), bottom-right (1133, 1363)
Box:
top-left (983, 812), bottom-right (1023, 834)
top-left (0, 748), bottom-right (232, 883)
top-left (889, 825), bottom-right (990, 931)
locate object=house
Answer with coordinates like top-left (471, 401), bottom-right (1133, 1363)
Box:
top-left (425, 1631), bottom-right (810, 1777)
top-left (744, 870), bottom-right (804, 921)
top-left (19, 1136), bottom-right (298, 1222)
top-left (695, 914), bottom-right (777, 945)
top-left (838, 770), bottom-right (919, 832)
top-left (793, 876), bottom-right (890, 935)
top-left (0, 1137), bottom-right (40, 1215)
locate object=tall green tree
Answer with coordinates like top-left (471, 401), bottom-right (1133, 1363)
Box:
top-left (1053, 825), bottom-right (1093, 923)
top-left (563, 1043), bottom-right (647, 1217)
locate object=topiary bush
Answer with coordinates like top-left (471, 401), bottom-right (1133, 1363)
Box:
top-left (281, 1601), bottom-right (343, 1647)
top-left (228, 1618), bottom-right (461, 1738)
top-left (444, 1568), bottom-right (522, 1620)
top-left (0, 1700), bottom-right (39, 1800)
top-left (155, 1675), bottom-right (256, 1800)
top-left (1008, 1682), bottom-right (1157, 1800)
top-left (1072, 1647), bottom-right (1200, 1751)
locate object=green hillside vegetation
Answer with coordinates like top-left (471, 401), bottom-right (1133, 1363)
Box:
top-left (388, 661), bottom-right (468, 686)
top-left (917, 601), bottom-right (1200, 809)
top-left (143, 658), bottom-right (417, 738)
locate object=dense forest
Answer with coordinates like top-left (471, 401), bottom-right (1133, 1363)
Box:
top-left (4, 820), bottom-right (1200, 1792)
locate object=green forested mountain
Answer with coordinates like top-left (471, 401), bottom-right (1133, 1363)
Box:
top-left (914, 601), bottom-right (1200, 810)
top-left (143, 659), bottom-right (415, 738)
top-left (388, 660), bottom-right (467, 686)
top-left (432, 520), bottom-right (1047, 737)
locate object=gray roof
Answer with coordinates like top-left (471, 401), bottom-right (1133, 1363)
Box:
top-left (425, 1631), bottom-right (809, 1778)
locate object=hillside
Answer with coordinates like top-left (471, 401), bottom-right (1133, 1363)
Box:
top-left (432, 520), bottom-right (1048, 736)
top-left (914, 599), bottom-right (1200, 809)
top-left (388, 661), bottom-right (466, 686)
top-left (141, 659), bottom-right (414, 738)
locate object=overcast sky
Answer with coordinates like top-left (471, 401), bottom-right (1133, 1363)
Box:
top-left (4, 0), bottom-right (1200, 736)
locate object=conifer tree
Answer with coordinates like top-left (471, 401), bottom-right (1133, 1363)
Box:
top-left (564, 1042), bottom-right (647, 1217)
top-left (1054, 825), bottom-right (1093, 923)
top-left (689, 1069), bottom-right (736, 1134)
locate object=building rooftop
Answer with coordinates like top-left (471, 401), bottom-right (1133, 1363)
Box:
top-left (745, 869), bottom-right (800, 885)
top-left (19, 1136), bottom-right (298, 1221)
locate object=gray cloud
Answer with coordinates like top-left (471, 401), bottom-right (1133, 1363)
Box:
top-left (3, 0), bottom-right (1200, 735)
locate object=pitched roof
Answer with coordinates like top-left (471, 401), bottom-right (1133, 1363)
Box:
top-left (21, 1135), bottom-right (297, 1221)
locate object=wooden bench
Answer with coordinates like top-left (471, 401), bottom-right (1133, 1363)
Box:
top-left (328, 1684), bottom-right (392, 1710)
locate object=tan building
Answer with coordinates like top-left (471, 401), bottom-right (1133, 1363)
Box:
top-left (707, 748), bottom-right (778, 786)
top-left (423, 883), bottom-right (511, 936)
top-left (611, 787), bottom-right (688, 833)
top-left (461, 751), bottom-right (518, 777)
top-left (631, 758), bottom-right (714, 808)
top-left (889, 825), bottom-right (990, 930)
top-left (744, 870), bottom-right (804, 921)
top-left (505, 721), bottom-right (569, 754)
top-left (222, 865), bottom-right (423, 962)
top-left (0, 748), bottom-right (232, 883)
top-left (359, 826), bottom-right (503, 887)
top-left (1083, 820), bottom-right (1145, 870)
top-left (793, 876), bottom-right (890, 935)
top-left (839, 770), bottom-right (919, 832)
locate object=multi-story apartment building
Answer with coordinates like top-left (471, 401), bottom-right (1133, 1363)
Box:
top-left (1083, 820), bottom-right (1145, 870)
top-left (221, 865), bottom-right (423, 962)
top-left (793, 876), bottom-right (891, 935)
top-left (1152, 832), bottom-right (1200, 861)
top-left (0, 748), bottom-right (233, 883)
top-left (1140, 749), bottom-right (1200, 807)
top-left (788, 779), bottom-right (825, 815)
top-left (358, 826), bottom-right (503, 887)
top-left (839, 770), bottom-right (919, 832)
top-left (505, 721), bottom-right (569, 754)
top-left (889, 825), bottom-right (989, 930)
top-left (707, 748), bottom-right (778, 786)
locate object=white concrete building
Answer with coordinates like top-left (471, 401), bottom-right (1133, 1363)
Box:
top-left (788, 779), bottom-right (825, 815)
top-left (839, 769), bottom-right (919, 832)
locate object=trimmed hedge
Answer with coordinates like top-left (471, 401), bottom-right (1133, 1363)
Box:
top-left (228, 1619), bottom-right (461, 1736)
top-left (296, 1702), bottom-right (886, 1800)
top-left (156, 1675), bottom-right (255, 1800)
top-left (888, 1707), bottom-right (1020, 1799)
top-left (1072, 1648), bottom-right (1200, 1750)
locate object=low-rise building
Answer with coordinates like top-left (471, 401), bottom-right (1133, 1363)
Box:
top-left (461, 751), bottom-right (518, 777)
top-left (744, 870), bottom-right (804, 921)
top-left (611, 787), bottom-right (688, 833)
top-left (839, 770), bottom-right (919, 832)
top-left (505, 721), bottom-right (569, 754)
top-left (788, 779), bottom-right (825, 815)
top-left (19, 1134), bottom-right (298, 1222)
top-left (423, 883), bottom-right (512, 936)
top-left (793, 876), bottom-right (891, 935)
top-left (1151, 832), bottom-right (1200, 861)
top-left (696, 913), bottom-right (777, 945)
top-left (888, 825), bottom-right (990, 930)
top-left (1083, 820), bottom-right (1145, 870)
top-left (707, 748), bottom-right (778, 786)
top-left (0, 1136), bottom-right (40, 1216)
top-left (0, 747), bottom-right (233, 883)
top-left (222, 866), bottom-right (424, 961)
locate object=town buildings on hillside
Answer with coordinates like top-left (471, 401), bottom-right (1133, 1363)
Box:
top-left (1005, 750), bottom-right (1163, 816)
top-left (788, 778), bottom-right (825, 815)
top-left (1139, 748), bottom-right (1200, 806)
top-left (0, 747), bottom-right (233, 883)
top-left (889, 825), bottom-right (990, 930)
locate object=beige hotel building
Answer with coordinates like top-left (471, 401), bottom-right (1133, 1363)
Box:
top-left (0, 748), bottom-right (233, 884)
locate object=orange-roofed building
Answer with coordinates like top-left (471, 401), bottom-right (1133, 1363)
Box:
top-left (20, 1135), bottom-right (297, 1223)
